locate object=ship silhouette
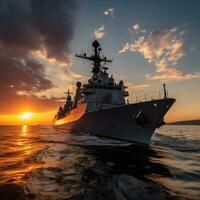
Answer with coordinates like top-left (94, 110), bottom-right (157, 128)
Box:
top-left (53, 40), bottom-right (175, 144)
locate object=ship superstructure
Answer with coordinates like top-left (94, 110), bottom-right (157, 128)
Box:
top-left (53, 40), bottom-right (175, 144)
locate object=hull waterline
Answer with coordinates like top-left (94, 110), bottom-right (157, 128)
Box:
top-left (54, 98), bottom-right (175, 144)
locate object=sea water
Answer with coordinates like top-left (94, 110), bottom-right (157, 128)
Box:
top-left (0, 125), bottom-right (199, 200)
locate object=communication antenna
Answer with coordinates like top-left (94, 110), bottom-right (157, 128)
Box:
top-left (75, 40), bottom-right (112, 77)
top-left (163, 83), bottom-right (167, 98)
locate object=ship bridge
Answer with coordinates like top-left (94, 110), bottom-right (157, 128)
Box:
top-left (75, 40), bottom-right (129, 111)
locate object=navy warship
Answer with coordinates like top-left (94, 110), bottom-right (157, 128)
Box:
top-left (53, 40), bottom-right (175, 144)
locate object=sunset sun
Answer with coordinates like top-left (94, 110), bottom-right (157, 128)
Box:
top-left (20, 112), bottom-right (33, 120)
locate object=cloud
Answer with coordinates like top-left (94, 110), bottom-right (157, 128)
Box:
top-left (119, 27), bottom-right (200, 81)
top-left (146, 70), bottom-right (200, 81)
top-left (31, 50), bottom-right (84, 99)
top-left (126, 83), bottom-right (149, 90)
top-left (118, 43), bottom-right (130, 53)
top-left (0, 0), bottom-right (77, 114)
top-left (0, 0), bottom-right (77, 62)
top-left (0, 52), bottom-right (53, 93)
top-left (103, 8), bottom-right (114, 17)
top-left (94, 25), bottom-right (105, 39)
top-left (133, 24), bottom-right (140, 32)
top-left (128, 24), bottom-right (146, 34)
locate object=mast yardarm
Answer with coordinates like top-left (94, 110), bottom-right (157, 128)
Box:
top-left (75, 40), bottom-right (112, 76)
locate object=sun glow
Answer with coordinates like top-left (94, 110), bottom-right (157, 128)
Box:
top-left (20, 112), bottom-right (33, 120)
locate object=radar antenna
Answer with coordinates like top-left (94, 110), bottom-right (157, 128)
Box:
top-left (75, 40), bottom-right (112, 76)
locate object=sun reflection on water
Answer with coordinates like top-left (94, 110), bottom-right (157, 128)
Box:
top-left (21, 125), bottom-right (28, 137)
top-left (0, 126), bottom-right (44, 184)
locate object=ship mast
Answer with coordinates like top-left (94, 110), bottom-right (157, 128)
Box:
top-left (75, 40), bottom-right (112, 77)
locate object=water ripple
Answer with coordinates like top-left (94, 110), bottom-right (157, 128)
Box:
top-left (0, 125), bottom-right (199, 200)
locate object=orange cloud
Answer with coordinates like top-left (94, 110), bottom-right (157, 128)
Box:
top-left (94, 25), bottom-right (105, 39)
top-left (119, 27), bottom-right (200, 81)
top-left (126, 82), bottom-right (149, 89)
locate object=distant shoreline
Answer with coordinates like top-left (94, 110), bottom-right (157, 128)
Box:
top-left (168, 119), bottom-right (200, 125)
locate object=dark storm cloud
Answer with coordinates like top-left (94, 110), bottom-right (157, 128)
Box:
top-left (0, 0), bottom-right (77, 114)
top-left (0, 0), bottom-right (76, 60)
top-left (0, 51), bottom-right (53, 92)
top-left (30, 0), bottom-right (76, 60)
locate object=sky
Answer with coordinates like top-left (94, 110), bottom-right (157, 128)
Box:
top-left (0, 0), bottom-right (200, 125)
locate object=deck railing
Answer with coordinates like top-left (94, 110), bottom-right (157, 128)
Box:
top-left (130, 84), bottom-right (170, 103)
top-left (133, 90), bottom-right (166, 103)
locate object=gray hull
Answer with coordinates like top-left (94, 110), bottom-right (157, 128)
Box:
top-left (54, 98), bottom-right (175, 144)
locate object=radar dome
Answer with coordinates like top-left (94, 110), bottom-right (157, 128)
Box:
top-left (92, 40), bottom-right (100, 48)
top-left (76, 81), bottom-right (81, 88)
